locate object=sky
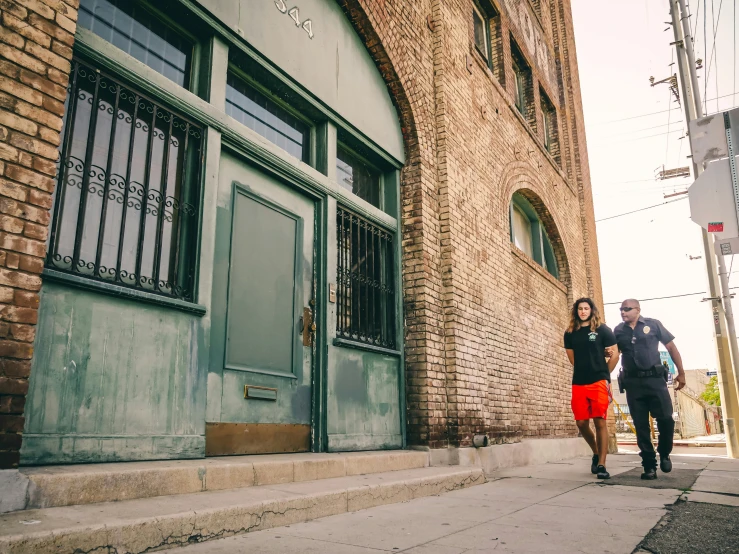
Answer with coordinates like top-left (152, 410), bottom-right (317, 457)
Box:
top-left (571, 0), bottom-right (739, 374)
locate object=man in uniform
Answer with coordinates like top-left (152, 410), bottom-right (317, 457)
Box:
top-left (614, 299), bottom-right (686, 480)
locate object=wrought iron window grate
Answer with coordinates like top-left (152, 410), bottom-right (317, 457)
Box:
top-left (48, 59), bottom-right (204, 302)
top-left (336, 207), bottom-right (396, 349)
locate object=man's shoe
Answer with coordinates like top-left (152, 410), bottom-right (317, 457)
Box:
top-left (641, 468), bottom-right (658, 480)
top-left (596, 465), bottom-right (610, 480)
top-left (591, 454), bottom-right (599, 474)
top-left (660, 456), bottom-right (672, 473)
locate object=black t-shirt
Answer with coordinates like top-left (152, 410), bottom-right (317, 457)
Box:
top-left (564, 324), bottom-right (617, 385)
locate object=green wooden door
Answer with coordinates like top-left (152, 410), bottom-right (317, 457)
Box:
top-left (206, 153), bottom-right (315, 455)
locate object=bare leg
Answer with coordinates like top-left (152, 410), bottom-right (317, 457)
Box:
top-left (593, 417), bottom-right (609, 467)
top-left (576, 419), bottom-right (598, 455)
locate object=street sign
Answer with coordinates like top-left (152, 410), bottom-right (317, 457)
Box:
top-left (660, 351), bottom-right (676, 374)
top-left (689, 155), bottom-right (739, 240)
top-left (707, 371), bottom-right (718, 376)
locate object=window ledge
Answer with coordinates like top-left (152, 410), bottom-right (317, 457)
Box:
top-left (333, 337), bottom-right (401, 357)
top-left (509, 244), bottom-right (567, 293)
top-left (468, 43), bottom-right (574, 197)
top-left (42, 268), bottom-right (207, 317)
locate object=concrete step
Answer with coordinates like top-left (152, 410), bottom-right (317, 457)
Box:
top-left (18, 450), bottom-right (430, 510)
top-left (0, 465), bottom-right (485, 554)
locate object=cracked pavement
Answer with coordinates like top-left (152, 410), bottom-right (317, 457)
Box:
top-left (177, 450), bottom-right (738, 553)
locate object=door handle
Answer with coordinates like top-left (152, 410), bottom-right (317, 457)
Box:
top-left (301, 307), bottom-right (314, 346)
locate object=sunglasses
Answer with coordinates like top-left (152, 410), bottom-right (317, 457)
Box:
top-left (620, 307), bottom-right (637, 312)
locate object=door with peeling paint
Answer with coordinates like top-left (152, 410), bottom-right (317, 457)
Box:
top-left (205, 153), bottom-right (315, 455)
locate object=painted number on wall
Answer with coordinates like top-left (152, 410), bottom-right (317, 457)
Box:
top-left (274, 1), bottom-right (314, 39)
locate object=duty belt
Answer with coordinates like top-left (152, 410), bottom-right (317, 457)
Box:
top-left (627, 366), bottom-right (663, 378)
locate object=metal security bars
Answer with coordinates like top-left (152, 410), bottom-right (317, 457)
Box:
top-left (336, 207), bottom-right (396, 349)
top-left (47, 59), bottom-right (203, 301)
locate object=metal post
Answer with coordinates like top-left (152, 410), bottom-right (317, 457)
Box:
top-left (672, 0), bottom-right (739, 456)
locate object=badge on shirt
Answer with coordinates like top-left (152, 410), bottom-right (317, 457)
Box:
top-left (588, 332), bottom-right (597, 342)
top-left (643, 326), bottom-right (651, 334)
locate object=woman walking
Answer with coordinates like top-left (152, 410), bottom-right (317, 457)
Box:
top-left (563, 298), bottom-right (619, 479)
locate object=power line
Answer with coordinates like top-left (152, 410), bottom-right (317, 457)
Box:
top-left (604, 287), bottom-right (739, 305)
top-left (588, 120), bottom-right (686, 138)
top-left (595, 196), bottom-right (688, 222)
top-left (705, 0), bottom-right (724, 112)
top-left (589, 93), bottom-right (737, 126)
top-left (608, 129), bottom-right (685, 145)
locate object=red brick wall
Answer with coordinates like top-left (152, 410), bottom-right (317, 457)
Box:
top-left (0, 0), bottom-right (77, 469)
top-left (342, 0), bottom-right (605, 447)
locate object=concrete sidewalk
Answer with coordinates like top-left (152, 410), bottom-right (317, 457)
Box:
top-left (177, 451), bottom-right (739, 553)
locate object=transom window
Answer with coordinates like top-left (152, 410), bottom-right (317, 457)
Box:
top-left (510, 193), bottom-right (558, 279)
top-left (336, 146), bottom-right (381, 209)
top-left (48, 59), bottom-right (203, 301)
top-left (226, 72), bottom-right (310, 163)
top-left (78, 0), bottom-right (192, 88)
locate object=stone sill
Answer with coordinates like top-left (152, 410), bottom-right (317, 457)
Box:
top-left (510, 244), bottom-right (567, 294)
top-left (469, 45), bottom-right (574, 197)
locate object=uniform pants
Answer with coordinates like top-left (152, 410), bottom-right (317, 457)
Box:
top-left (625, 375), bottom-right (675, 470)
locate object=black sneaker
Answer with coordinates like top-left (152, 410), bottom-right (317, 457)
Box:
top-left (591, 454), bottom-right (599, 474)
top-left (641, 468), bottom-right (657, 480)
top-left (596, 465), bottom-right (610, 479)
top-left (660, 456), bottom-right (672, 473)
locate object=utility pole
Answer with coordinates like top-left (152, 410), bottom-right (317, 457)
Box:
top-left (671, 0), bottom-right (739, 457)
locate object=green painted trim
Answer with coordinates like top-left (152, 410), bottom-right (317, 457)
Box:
top-left (177, 0), bottom-right (404, 167)
top-left (225, 182), bottom-right (304, 380)
top-left (312, 196), bottom-right (329, 453)
top-left (72, 30), bottom-right (398, 235)
top-left (226, 366), bottom-right (298, 380)
top-left (333, 338), bottom-right (402, 358)
top-left (390, 170), bottom-right (407, 449)
top-left (42, 268), bottom-right (207, 316)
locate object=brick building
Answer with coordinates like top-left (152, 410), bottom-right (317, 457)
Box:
top-left (0, 0), bottom-right (603, 469)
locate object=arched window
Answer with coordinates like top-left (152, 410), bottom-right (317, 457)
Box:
top-left (510, 192), bottom-right (559, 279)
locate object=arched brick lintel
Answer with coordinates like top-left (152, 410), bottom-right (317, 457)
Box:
top-left (500, 162), bottom-right (573, 300)
top-left (335, 0), bottom-right (419, 165)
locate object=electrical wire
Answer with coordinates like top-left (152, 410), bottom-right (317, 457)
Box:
top-left (666, 51), bottom-right (674, 162)
top-left (590, 93), bottom-right (737, 126)
top-left (704, 0), bottom-right (725, 112)
top-left (607, 129), bottom-right (685, 145)
top-left (734, 0), bottom-right (737, 108)
top-left (595, 196), bottom-right (688, 222)
top-left (588, 120), bottom-right (685, 138)
top-left (604, 288), bottom-right (739, 305)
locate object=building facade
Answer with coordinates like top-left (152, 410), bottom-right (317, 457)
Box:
top-left (0, 0), bottom-right (603, 468)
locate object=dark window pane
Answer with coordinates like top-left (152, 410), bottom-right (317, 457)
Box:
top-left (336, 147), bottom-right (381, 208)
top-left (473, 7), bottom-right (487, 58)
top-left (79, 0), bottom-right (191, 87)
top-left (48, 59), bottom-right (203, 302)
top-left (336, 207), bottom-right (395, 349)
top-left (225, 73), bottom-right (310, 162)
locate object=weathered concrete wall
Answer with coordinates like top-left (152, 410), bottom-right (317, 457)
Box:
top-left (21, 282), bottom-right (206, 464)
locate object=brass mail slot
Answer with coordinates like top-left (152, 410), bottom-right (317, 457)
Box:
top-left (244, 385), bottom-right (277, 401)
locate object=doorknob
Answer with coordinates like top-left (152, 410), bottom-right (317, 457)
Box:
top-left (301, 307), bottom-right (314, 346)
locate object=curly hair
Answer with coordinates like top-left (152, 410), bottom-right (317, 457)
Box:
top-left (566, 297), bottom-right (602, 333)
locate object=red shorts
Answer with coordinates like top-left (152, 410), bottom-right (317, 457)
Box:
top-left (571, 380), bottom-right (611, 420)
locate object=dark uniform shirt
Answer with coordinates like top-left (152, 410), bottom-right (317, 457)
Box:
top-left (564, 324), bottom-right (617, 385)
top-left (614, 317), bottom-right (675, 372)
